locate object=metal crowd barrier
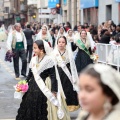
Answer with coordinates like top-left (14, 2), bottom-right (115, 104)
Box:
top-left (95, 43), bottom-right (120, 72)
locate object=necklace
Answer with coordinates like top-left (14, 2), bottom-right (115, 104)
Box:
top-left (81, 39), bottom-right (86, 44)
top-left (36, 55), bottom-right (45, 68)
top-left (59, 50), bottom-right (66, 61)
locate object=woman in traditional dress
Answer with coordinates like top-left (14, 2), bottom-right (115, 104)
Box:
top-left (65, 29), bottom-right (75, 42)
top-left (16, 40), bottom-right (70, 120)
top-left (52, 36), bottom-right (79, 112)
top-left (56, 27), bottom-right (66, 40)
top-left (8, 25), bottom-right (15, 33)
top-left (65, 29), bottom-right (77, 59)
top-left (0, 24), bottom-right (7, 42)
top-left (72, 30), bottom-right (93, 74)
top-left (36, 25), bottom-right (52, 47)
top-left (77, 64), bottom-right (120, 120)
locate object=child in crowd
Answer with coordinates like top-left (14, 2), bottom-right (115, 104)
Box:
top-left (93, 35), bottom-right (99, 43)
top-left (109, 36), bottom-right (116, 45)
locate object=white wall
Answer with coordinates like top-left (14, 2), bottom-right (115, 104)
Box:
top-left (98, 0), bottom-right (119, 25)
top-left (37, 0), bottom-right (48, 8)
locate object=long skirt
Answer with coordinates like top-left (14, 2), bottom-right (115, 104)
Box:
top-left (75, 49), bottom-right (93, 74)
top-left (16, 77), bottom-right (70, 120)
top-left (58, 65), bottom-right (80, 112)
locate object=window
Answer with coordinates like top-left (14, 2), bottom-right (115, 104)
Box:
top-left (106, 5), bottom-right (112, 21)
top-left (4, 7), bottom-right (9, 13)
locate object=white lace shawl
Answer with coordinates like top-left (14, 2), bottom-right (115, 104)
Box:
top-left (30, 55), bottom-right (65, 119)
top-left (55, 27), bottom-right (66, 47)
top-left (74, 31), bottom-right (95, 49)
top-left (29, 55), bottom-right (54, 73)
top-left (29, 55), bottom-right (66, 99)
top-left (52, 43), bottom-right (79, 92)
top-left (36, 25), bottom-right (52, 45)
top-left (65, 29), bottom-right (75, 42)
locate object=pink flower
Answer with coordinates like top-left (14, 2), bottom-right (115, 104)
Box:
top-left (14, 80), bottom-right (29, 93)
top-left (20, 84), bottom-right (29, 92)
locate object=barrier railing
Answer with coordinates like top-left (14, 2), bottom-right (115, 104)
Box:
top-left (95, 43), bottom-right (120, 72)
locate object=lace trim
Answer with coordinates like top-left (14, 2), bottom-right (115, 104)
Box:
top-left (29, 55), bottom-right (55, 74)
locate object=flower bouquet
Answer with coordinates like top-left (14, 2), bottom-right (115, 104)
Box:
top-left (5, 51), bottom-right (16, 62)
top-left (91, 54), bottom-right (99, 63)
top-left (14, 80), bottom-right (29, 99)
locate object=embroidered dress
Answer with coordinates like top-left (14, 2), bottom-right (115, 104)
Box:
top-left (72, 38), bottom-right (93, 74)
top-left (36, 25), bottom-right (52, 46)
top-left (53, 49), bottom-right (79, 112)
top-left (16, 55), bottom-right (70, 120)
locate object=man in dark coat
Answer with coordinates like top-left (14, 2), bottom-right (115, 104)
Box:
top-left (23, 24), bottom-right (35, 63)
top-left (99, 31), bottom-right (110, 44)
top-left (115, 25), bottom-right (120, 43)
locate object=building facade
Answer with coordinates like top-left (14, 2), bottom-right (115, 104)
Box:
top-left (80, 0), bottom-right (98, 25)
top-left (98, 0), bottom-right (120, 25)
top-left (3, 0), bottom-right (28, 26)
top-left (62, 0), bottom-right (120, 27)
top-left (2, 0), bottom-right (120, 26)
top-left (0, 0), bottom-right (4, 23)
top-left (62, 0), bottom-right (98, 27)
top-left (62, 0), bottom-right (80, 28)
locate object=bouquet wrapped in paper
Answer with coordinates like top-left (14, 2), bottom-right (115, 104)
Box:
top-left (91, 54), bottom-right (99, 63)
top-left (14, 80), bottom-right (29, 99)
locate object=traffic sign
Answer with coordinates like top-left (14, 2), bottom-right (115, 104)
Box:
top-left (51, 8), bottom-right (57, 15)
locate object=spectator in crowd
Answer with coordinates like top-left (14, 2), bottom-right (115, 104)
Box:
top-left (103, 21), bottom-right (109, 30)
top-left (77, 25), bottom-right (82, 33)
top-left (84, 23), bottom-right (88, 27)
top-left (93, 35), bottom-right (99, 43)
top-left (73, 25), bottom-right (77, 32)
top-left (98, 25), bottom-right (103, 40)
top-left (111, 24), bottom-right (117, 36)
top-left (23, 24), bottom-right (35, 63)
top-left (65, 21), bottom-right (71, 31)
top-left (99, 31), bottom-right (111, 44)
top-left (108, 19), bottom-right (115, 28)
top-left (101, 22), bottom-right (105, 28)
top-left (115, 25), bottom-right (120, 43)
top-left (109, 36), bottom-right (116, 45)
top-left (89, 25), bottom-right (98, 37)
top-left (51, 24), bottom-right (56, 33)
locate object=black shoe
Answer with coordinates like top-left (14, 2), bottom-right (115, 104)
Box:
top-left (21, 74), bottom-right (26, 77)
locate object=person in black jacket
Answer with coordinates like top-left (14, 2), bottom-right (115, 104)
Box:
top-left (23, 24), bottom-right (35, 63)
top-left (99, 31), bottom-right (110, 44)
top-left (115, 25), bottom-right (120, 43)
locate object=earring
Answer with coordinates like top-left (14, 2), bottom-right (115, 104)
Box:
top-left (40, 51), bottom-right (43, 54)
top-left (103, 100), bottom-right (112, 115)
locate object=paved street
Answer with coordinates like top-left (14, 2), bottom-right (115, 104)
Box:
top-left (0, 42), bottom-right (79, 120)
